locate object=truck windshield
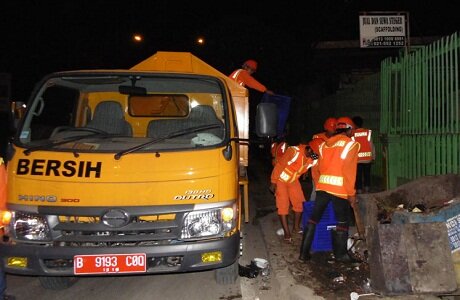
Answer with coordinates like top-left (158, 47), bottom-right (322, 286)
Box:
top-left (17, 73), bottom-right (228, 152)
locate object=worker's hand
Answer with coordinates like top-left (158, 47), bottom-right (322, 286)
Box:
top-left (306, 149), bottom-right (319, 160)
top-left (265, 90), bottom-right (275, 96)
top-left (309, 152), bottom-right (319, 160)
top-left (269, 183), bottom-right (276, 194)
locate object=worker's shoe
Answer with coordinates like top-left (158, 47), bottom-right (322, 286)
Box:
top-left (299, 223), bottom-right (316, 262)
top-left (331, 229), bottom-right (361, 264)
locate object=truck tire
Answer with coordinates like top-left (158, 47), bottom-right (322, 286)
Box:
top-left (215, 261), bottom-right (238, 285)
top-left (39, 276), bottom-right (79, 290)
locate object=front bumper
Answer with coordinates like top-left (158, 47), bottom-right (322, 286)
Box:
top-left (0, 233), bottom-right (240, 276)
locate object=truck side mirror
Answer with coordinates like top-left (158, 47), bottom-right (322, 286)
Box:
top-left (255, 103), bottom-right (278, 138)
top-left (11, 101), bottom-right (26, 130)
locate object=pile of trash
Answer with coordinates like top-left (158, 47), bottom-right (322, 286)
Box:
top-left (359, 174), bottom-right (460, 230)
top-left (238, 258), bottom-right (270, 278)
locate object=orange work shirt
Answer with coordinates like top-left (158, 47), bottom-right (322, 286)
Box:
top-left (271, 146), bottom-right (316, 184)
top-left (229, 69), bottom-right (267, 93)
top-left (270, 141), bottom-right (288, 167)
top-left (315, 134), bottom-right (360, 199)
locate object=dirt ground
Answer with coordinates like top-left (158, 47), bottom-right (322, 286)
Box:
top-left (248, 145), bottom-right (373, 299)
top-left (285, 228), bottom-right (370, 299)
top-left (257, 208), bottom-right (371, 300)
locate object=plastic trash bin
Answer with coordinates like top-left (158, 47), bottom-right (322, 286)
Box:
top-left (261, 93), bottom-right (291, 137)
top-left (302, 201), bottom-right (337, 251)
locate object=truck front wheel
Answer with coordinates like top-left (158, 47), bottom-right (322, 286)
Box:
top-left (215, 260), bottom-right (238, 285)
top-left (39, 276), bottom-right (79, 290)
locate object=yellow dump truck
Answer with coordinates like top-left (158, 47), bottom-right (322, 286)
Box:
top-left (0, 52), bottom-right (277, 289)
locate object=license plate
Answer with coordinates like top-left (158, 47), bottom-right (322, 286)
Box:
top-left (74, 253), bottom-right (147, 275)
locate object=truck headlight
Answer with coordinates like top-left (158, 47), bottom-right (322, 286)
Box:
top-left (10, 212), bottom-right (51, 241)
top-left (181, 207), bottom-right (236, 240)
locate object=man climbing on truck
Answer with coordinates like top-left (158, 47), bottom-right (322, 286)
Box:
top-left (229, 59), bottom-right (274, 95)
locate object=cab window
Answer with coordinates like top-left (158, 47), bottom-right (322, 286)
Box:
top-left (129, 94), bottom-right (189, 117)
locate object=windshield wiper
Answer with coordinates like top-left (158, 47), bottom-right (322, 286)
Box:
top-left (114, 124), bottom-right (222, 160)
top-left (23, 131), bottom-right (111, 155)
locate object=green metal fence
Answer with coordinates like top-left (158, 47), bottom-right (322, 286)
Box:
top-left (380, 32), bottom-right (460, 189)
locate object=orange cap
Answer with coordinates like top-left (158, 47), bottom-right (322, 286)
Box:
top-left (244, 59), bottom-right (258, 71)
top-left (323, 117), bottom-right (337, 132)
top-left (336, 117), bottom-right (355, 130)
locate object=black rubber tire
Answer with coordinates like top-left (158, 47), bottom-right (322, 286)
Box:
top-left (38, 276), bottom-right (79, 290)
top-left (215, 260), bottom-right (238, 285)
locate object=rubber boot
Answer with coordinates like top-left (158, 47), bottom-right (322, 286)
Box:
top-left (331, 230), bottom-right (360, 263)
top-left (298, 223), bottom-right (316, 262)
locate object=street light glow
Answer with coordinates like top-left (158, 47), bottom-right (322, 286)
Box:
top-left (196, 37), bottom-right (205, 45)
top-left (133, 34), bottom-right (143, 42)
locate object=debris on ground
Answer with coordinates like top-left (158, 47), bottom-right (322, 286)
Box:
top-left (264, 214), bottom-right (372, 300)
top-left (239, 258), bottom-right (270, 278)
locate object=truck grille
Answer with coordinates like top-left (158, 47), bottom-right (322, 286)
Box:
top-left (40, 205), bottom-right (194, 247)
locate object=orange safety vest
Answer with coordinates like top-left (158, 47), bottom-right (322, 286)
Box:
top-left (228, 69), bottom-right (267, 93)
top-left (271, 146), bottom-right (316, 183)
top-left (316, 135), bottom-right (360, 199)
top-left (352, 128), bottom-right (374, 163)
top-left (270, 141), bottom-right (288, 166)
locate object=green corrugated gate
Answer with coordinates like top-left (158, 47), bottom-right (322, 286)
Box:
top-left (380, 32), bottom-right (460, 189)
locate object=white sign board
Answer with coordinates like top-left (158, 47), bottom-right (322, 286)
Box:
top-left (359, 15), bottom-right (406, 48)
top-left (447, 213), bottom-right (460, 252)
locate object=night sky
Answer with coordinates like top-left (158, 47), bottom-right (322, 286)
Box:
top-left (1, 0), bottom-right (459, 101)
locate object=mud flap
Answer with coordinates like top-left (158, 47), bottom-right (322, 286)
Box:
top-left (215, 260), bottom-right (238, 285)
top-left (368, 222), bottom-right (457, 295)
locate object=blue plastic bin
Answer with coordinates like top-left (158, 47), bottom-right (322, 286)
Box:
top-left (261, 93), bottom-right (291, 137)
top-left (302, 201), bottom-right (337, 251)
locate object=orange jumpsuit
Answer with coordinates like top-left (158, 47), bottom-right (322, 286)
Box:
top-left (271, 146), bottom-right (316, 215)
top-left (229, 69), bottom-right (267, 93)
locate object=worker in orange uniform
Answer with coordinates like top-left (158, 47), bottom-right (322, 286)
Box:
top-left (0, 157), bottom-right (15, 300)
top-left (308, 117), bottom-right (337, 200)
top-left (299, 117), bottom-right (360, 263)
top-left (270, 136), bottom-right (288, 167)
top-left (229, 60), bottom-right (274, 95)
top-left (270, 139), bottom-right (318, 243)
top-left (312, 117), bottom-right (337, 141)
top-left (351, 116), bottom-right (375, 194)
